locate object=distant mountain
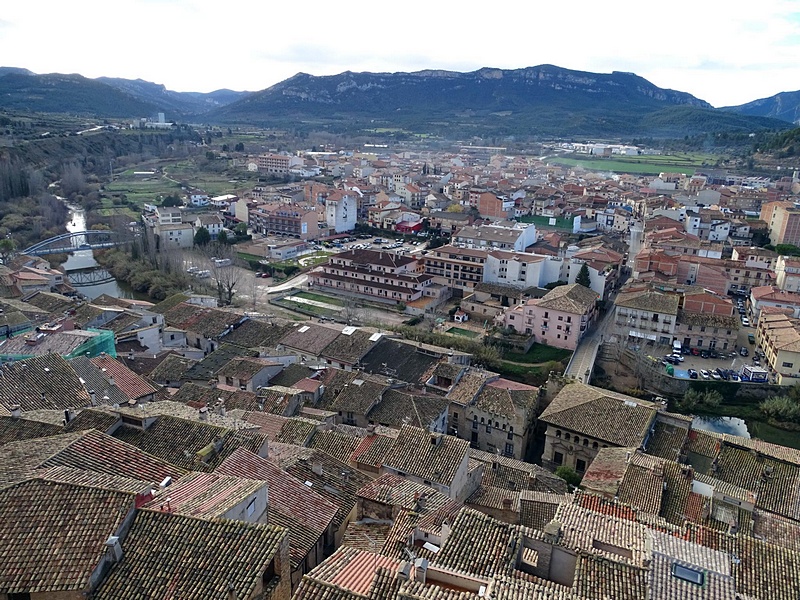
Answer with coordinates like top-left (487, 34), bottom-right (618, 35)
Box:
top-left (0, 65), bottom-right (790, 138)
top-left (0, 69), bottom-right (249, 119)
top-left (97, 77), bottom-right (250, 114)
top-left (207, 65), bottom-right (789, 138)
top-left (723, 90), bottom-right (800, 125)
top-left (0, 66), bottom-right (34, 77)
top-left (0, 72), bottom-right (160, 117)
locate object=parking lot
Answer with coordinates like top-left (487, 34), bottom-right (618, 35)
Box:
top-left (320, 234), bottom-right (429, 256)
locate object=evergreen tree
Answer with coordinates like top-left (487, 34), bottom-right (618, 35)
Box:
top-left (576, 262), bottom-right (592, 289)
top-left (194, 226), bottom-right (211, 246)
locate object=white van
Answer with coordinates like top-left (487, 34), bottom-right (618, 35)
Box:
top-left (672, 340), bottom-right (683, 354)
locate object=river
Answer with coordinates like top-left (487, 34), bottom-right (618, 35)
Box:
top-left (61, 204), bottom-right (134, 300)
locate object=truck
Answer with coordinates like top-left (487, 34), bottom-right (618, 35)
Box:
top-left (741, 364), bottom-right (768, 383)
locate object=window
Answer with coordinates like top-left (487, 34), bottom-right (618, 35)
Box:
top-left (246, 498), bottom-right (256, 517)
top-left (507, 430), bottom-right (514, 441)
top-left (553, 451), bottom-right (564, 465)
top-left (555, 430), bottom-right (561, 438)
top-left (486, 424), bottom-right (492, 433)
top-left (672, 564), bottom-right (705, 586)
top-left (576, 459), bottom-right (587, 472)
top-left (504, 443), bottom-right (514, 456)
top-left (583, 438), bottom-right (589, 446)
top-left (783, 362), bottom-right (794, 368)
top-left (564, 433), bottom-right (571, 441)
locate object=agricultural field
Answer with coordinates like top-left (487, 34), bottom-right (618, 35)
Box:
top-left (548, 152), bottom-right (725, 175)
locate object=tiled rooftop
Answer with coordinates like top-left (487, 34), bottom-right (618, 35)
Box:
top-left (94, 509), bottom-right (287, 599)
top-left (382, 425), bottom-right (469, 487)
top-left (0, 478), bottom-right (134, 595)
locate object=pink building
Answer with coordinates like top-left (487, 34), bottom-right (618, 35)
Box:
top-left (503, 284), bottom-right (599, 350)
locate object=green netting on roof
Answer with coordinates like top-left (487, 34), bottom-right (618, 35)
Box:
top-left (65, 328), bottom-right (117, 359)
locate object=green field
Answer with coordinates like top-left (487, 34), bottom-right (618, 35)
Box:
top-left (548, 152), bottom-right (723, 176)
top-left (446, 327), bottom-right (482, 339)
top-left (504, 343), bottom-right (573, 364)
top-left (293, 291), bottom-right (345, 307)
top-left (272, 297), bottom-right (340, 317)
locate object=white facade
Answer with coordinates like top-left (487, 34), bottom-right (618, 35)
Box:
top-left (326, 194), bottom-right (357, 233)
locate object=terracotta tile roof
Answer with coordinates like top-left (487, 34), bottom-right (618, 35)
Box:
top-left (169, 381), bottom-right (260, 413)
top-left (0, 478), bottom-right (134, 595)
top-left (0, 353), bottom-right (91, 411)
top-left (446, 371), bottom-right (490, 406)
top-left (268, 363), bottom-right (319, 387)
top-left (320, 329), bottom-right (378, 365)
top-left (89, 353), bottom-right (159, 400)
top-left (141, 471), bottom-right (266, 518)
top-left (219, 320), bottom-right (294, 349)
top-left (275, 416), bottom-right (318, 445)
top-left (280, 322), bottom-right (343, 356)
top-left (539, 383), bottom-right (658, 448)
top-left (239, 411), bottom-right (290, 439)
top-left (532, 283), bottom-right (599, 314)
top-left (111, 414), bottom-right (267, 471)
top-left (435, 507), bottom-right (522, 577)
top-left (573, 554), bottom-right (648, 600)
top-left (308, 428), bottom-right (362, 463)
top-left (470, 449), bottom-right (567, 494)
top-left (323, 372), bottom-right (388, 415)
top-left (382, 425), bottom-right (469, 488)
top-left (297, 546), bottom-right (401, 598)
top-left (268, 509), bottom-right (321, 569)
top-left (183, 343), bottom-right (259, 381)
top-left (216, 448), bottom-right (338, 541)
top-left (359, 337), bottom-right (444, 385)
top-left (68, 355), bottom-right (130, 406)
top-left (367, 388), bottom-right (449, 429)
top-left (357, 473), bottom-right (453, 511)
top-left (476, 379), bottom-right (539, 419)
top-left (578, 447), bottom-right (632, 498)
top-left (467, 484), bottom-right (520, 512)
top-left (149, 293), bottom-right (191, 314)
top-left (519, 490), bottom-right (570, 530)
top-left (614, 289), bottom-right (679, 315)
top-left (645, 418), bottom-right (689, 462)
top-left (62, 408), bottom-right (122, 433)
top-left (340, 521), bottom-right (392, 552)
top-left (0, 415), bottom-right (64, 445)
top-left (94, 510), bottom-right (287, 600)
top-left (216, 356), bottom-right (278, 380)
top-left (148, 353), bottom-right (197, 384)
top-left (350, 433), bottom-right (395, 469)
top-left (33, 465), bottom-right (151, 494)
top-left (278, 448), bottom-right (372, 533)
top-left (161, 302), bottom-right (245, 338)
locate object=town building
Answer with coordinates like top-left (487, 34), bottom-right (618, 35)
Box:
top-left (310, 249), bottom-right (435, 305)
top-left (325, 191), bottom-right (357, 233)
top-left (249, 203), bottom-right (320, 240)
top-left (452, 221), bottom-right (536, 252)
top-left (613, 287), bottom-right (680, 347)
top-left (504, 283), bottom-right (599, 350)
top-left (756, 309), bottom-right (800, 385)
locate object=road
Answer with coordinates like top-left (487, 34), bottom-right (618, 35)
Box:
top-left (564, 303), bottom-right (616, 382)
top-left (628, 221), bottom-right (643, 269)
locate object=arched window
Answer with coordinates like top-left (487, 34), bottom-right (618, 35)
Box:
top-left (583, 438), bottom-right (589, 446)
top-left (556, 430), bottom-right (561, 438)
top-left (564, 433), bottom-right (571, 441)
top-left (592, 442), bottom-right (598, 449)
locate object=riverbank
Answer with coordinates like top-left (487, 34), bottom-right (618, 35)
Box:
top-left (95, 248), bottom-right (193, 301)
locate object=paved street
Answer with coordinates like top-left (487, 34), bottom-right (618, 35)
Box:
top-left (565, 305), bottom-right (616, 381)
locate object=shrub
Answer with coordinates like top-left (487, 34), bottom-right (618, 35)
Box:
top-left (554, 466), bottom-right (582, 489)
top-left (759, 395), bottom-right (800, 423)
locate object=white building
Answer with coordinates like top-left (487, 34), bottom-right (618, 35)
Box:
top-left (325, 191), bottom-right (356, 233)
top-left (453, 221), bottom-right (536, 252)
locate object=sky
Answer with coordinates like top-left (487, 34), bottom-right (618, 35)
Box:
top-left (2, 0), bottom-right (799, 108)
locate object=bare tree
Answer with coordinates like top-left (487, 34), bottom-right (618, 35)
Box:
top-left (206, 243), bottom-right (241, 306)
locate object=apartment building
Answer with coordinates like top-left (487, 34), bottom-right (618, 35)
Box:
top-left (774, 255), bottom-right (800, 292)
top-left (674, 288), bottom-right (739, 352)
top-left (249, 203), bottom-right (320, 240)
top-left (424, 245), bottom-right (487, 296)
top-left (757, 310), bottom-right (800, 385)
top-left (761, 201), bottom-right (800, 246)
top-left (614, 288), bottom-right (679, 347)
top-left (453, 222), bottom-right (536, 252)
top-left (310, 248), bottom-right (434, 305)
top-left (257, 153), bottom-right (290, 175)
top-left (503, 283), bottom-right (599, 350)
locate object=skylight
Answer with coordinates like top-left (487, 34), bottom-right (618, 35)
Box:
top-left (672, 563), bottom-right (704, 586)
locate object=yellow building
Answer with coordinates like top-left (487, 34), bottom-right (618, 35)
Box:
top-left (756, 309), bottom-right (800, 385)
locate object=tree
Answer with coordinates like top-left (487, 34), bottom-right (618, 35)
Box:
top-left (194, 226), bottom-right (211, 246)
top-left (554, 466), bottom-right (582, 489)
top-left (445, 203), bottom-right (464, 213)
top-left (217, 230), bottom-right (229, 245)
top-left (0, 238), bottom-right (14, 264)
top-left (576, 263), bottom-right (592, 289)
top-left (207, 244), bottom-right (240, 306)
top-left (161, 194), bottom-right (183, 207)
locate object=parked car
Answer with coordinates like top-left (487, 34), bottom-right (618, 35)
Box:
top-left (716, 368), bottom-right (729, 381)
top-left (688, 369), bottom-right (699, 379)
top-left (691, 348), bottom-right (701, 356)
top-left (700, 369), bottom-right (710, 379)
top-left (711, 370), bottom-right (722, 380)
top-left (669, 354), bottom-right (685, 362)
top-left (740, 347), bottom-right (749, 356)
top-left (742, 318), bottom-right (750, 327)
top-left (701, 351), bottom-right (710, 359)
top-left (664, 355), bottom-right (680, 365)
top-left (748, 334), bottom-right (756, 344)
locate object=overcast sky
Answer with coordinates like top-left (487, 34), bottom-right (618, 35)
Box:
top-left (2, 0), bottom-right (798, 107)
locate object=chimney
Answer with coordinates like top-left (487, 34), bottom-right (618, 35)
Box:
top-left (105, 536), bottom-right (123, 563)
top-left (63, 408), bottom-right (74, 423)
top-left (40, 392), bottom-right (46, 404)
top-left (398, 562), bottom-right (412, 580)
top-left (10, 404), bottom-right (21, 419)
top-left (430, 434), bottom-right (442, 447)
top-left (625, 451), bottom-right (632, 463)
top-left (199, 406), bottom-right (208, 421)
top-left (108, 376), bottom-right (116, 387)
top-left (89, 390), bottom-right (97, 406)
top-left (502, 498), bottom-right (513, 510)
top-left (311, 461), bottom-right (324, 475)
top-left (127, 399), bottom-right (137, 408)
top-left (413, 558), bottom-right (428, 584)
